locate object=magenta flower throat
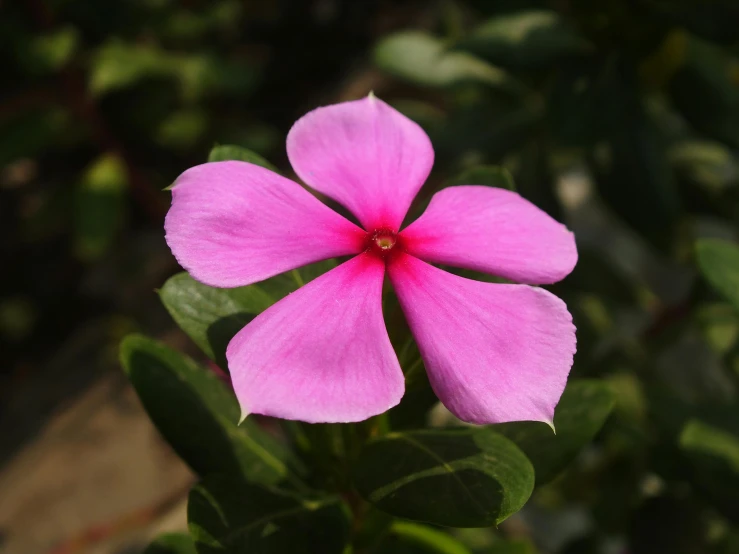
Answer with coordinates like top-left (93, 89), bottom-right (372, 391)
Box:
top-left (165, 95), bottom-right (577, 426)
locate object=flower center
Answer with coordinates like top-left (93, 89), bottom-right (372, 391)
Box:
top-left (366, 229), bottom-right (399, 258)
top-left (375, 234), bottom-right (396, 250)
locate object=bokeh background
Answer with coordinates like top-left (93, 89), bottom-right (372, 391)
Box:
top-left (3, 0), bottom-right (739, 553)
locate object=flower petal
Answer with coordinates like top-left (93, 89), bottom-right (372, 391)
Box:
top-left (165, 161), bottom-right (366, 287)
top-left (388, 254), bottom-right (576, 425)
top-left (227, 253), bottom-right (404, 423)
top-left (400, 186), bottom-right (577, 284)
top-left (286, 95), bottom-right (434, 231)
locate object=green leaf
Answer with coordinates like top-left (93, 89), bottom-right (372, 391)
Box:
top-left (696, 239), bottom-right (739, 311)
top-left (352, 428), bottom-right (534, 527)
top-left (455, 10), bottom-right (589, 68)
top-left (188, 475), bottom-right (350, 554)
top-left (374, 31), bottom-right (512, 89)
top-left (493, 380), bottom-right (615, 485)
top-left (679, 419), bottom-right (739, 521)
top-left (159, 273), bottom-right (275, 369)
top-left (22, 27), bottom-right (79, 74)
top-left (680, 419), bottom-right (739, 474)
top-left (120, 334), bottom-right (301, 484)
top-left (157, 110), bottom-right (208, 151)
top-left (89, 41), bottom-right (173, 96)
top-left (669, 35), bottom-right (739, 149)
top-left (74, 154), bottom-right (128, 261)
top-left (159, 261), bottom-right (335, 369)
top-left (162, 2), bottom-right (243, 41)
top-left (487, 539), bottom-right (538, 554)
top-left (373, 521), bottom-right (473, 554)
top-left (89, 41), bottom-right (257, 101)
top-left (669, 139), bottom-right (737, 194)
top-left (447, 165), bottom-right (516, 190)
top-left (695, 303), bottom-right (739, 354)
top-left (143, 533), bottom-right (197, 554)
top-left (207, 144), bottom-right (277, 171)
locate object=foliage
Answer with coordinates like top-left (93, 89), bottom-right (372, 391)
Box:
top-left (5, 1), bottom-right (739, 553)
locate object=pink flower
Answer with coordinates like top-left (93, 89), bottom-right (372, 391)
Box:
top-left (165, 95), bottom-right (577, 426)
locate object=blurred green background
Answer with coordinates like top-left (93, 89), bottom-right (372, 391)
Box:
top-left (4, 0), bottom-right (739, 553)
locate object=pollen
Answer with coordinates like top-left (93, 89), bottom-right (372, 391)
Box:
top-left (366, 229), bottom-right (399, 258)
top-left (375, 235), bottom-right (395, 250)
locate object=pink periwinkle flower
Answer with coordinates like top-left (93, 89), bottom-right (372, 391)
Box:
top-left (165, 95), bottom-right (577, 426)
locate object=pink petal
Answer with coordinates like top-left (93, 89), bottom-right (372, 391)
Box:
top-left (388, 253), bottom-right (576, 425)
top-left (165, 161), bottom-right (366, 287)
top-left (286, 95), bottom-right (434, 231)
top-left (400, 186), bottom-right (577, 284)
top-left (227, 253), bottom-right (404, 423)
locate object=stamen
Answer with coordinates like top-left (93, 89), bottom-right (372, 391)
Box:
top-left (366, 229), bottom-right (399, 258)
top-left (375, 235), bottom-right (396, 250)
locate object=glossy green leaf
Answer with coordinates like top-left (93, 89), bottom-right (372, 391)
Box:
top-left (455, 10), bottom-right (589, 68)
top-left (352, 428), bottom-right (534, 527)
top-left (207, 144), bottom-right (277, 171)
top-left (159, 261), bottom-right (335, 370)
top-left (159, 273), bottom-right (274, 369)
top-left (188, 475), bottom-right (350, 554)
top-left (696, 239), bottom-right (739, 311)
top-left (74, 153), bottom-right (128, 261)
top-left (374, 31), bottom-right (511, 88)
top-left (493, 380), bottom-right (615, 485)
top-left (143, 533), bottom-right (197, 554)
top-left (447, 165), bottom-right (516, 190)
top-left (120, 334), bottom-right (301, 484)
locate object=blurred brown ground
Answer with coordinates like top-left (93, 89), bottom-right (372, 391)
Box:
top-left (0, 371), bottom-right (193, 554)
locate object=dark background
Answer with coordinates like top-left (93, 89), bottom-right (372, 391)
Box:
top-left (3, 0), bottom-right (739, 553)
